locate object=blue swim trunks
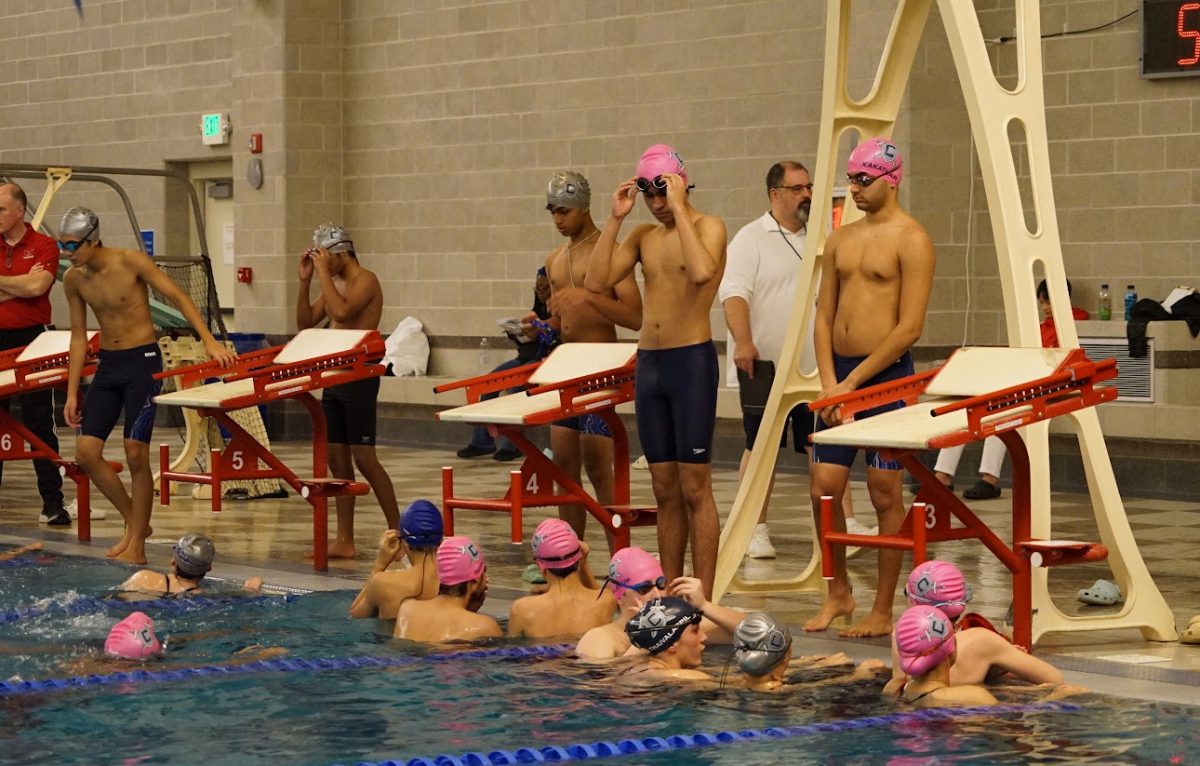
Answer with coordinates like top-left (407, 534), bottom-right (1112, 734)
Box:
top-left (635, 341), bottom-right (718, 464)
top-left (811, 351), bottom-right (913, 470)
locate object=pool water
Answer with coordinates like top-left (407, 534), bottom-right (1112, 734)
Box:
top-left (2, 547), bottom-right (1199, 766)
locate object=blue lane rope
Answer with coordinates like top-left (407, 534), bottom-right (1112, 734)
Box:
top-left (0, 557), bottom-right (42, 570)
top-left (0, 593), bottom-right (291, 625)
top-left (347, 701), bottom-right (1084, 766)
top-left (0, 643), bottom-right (574, 697)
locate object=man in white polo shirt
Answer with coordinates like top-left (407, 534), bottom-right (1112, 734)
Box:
top-left (718, 161), bottom-right (872, 559)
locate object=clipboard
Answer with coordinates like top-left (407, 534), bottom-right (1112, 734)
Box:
top-left (736, 360), bottom-right (776, 413)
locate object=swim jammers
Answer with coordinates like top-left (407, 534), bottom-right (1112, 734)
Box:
top-left (81, 343), bottom-right (164, 444)
top-left (811, 351), bottom-right (914, 470)
top-left (553, 414), bottom-right (612, 438)
top-left (635, 341), bottom-right (718, 464)
top-left (322, 376), bottom-right (380, 446)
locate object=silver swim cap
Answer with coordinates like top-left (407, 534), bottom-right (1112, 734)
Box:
top-left (173, 533), bottom-right (215, 578)
top-left (733, 612), bottom-right (792, 677)
top-left (546, 170), bottom-right (590, 210)
top-left (59, 207), bottom-right (100, 241)
top-left (312, 223), bottom-right (354, 254)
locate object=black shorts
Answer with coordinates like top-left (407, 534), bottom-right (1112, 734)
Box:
top-left (635, 341), bottom-right (718, 465)
top-left (81, 343), bottom-right (164, 444)
top-left (742, 403), bottom-right (814, 452)
top-left (322, 376), bottom-right (380, 446)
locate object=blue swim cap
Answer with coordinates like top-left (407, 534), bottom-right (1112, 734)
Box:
top-left (625, 596), bottom-right (702, 655)
top-left (400, 500), bottom-right (444, 548)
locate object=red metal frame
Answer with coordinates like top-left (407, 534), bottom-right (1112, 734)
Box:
top-left (436, 358), bottom-right (654, 551)
top-left (155, 331), bottom-right (386, 571)
top-left (811, 348), bottom-right (1116, 649)
top-left (0, 334), bottom-right (116, 542)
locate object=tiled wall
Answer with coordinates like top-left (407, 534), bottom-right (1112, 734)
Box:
top-left (2, 1), bottom-right (1196, 362)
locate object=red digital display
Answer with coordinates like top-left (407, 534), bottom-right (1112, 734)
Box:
top-left (1143, 0), bottom-right (1200, 77)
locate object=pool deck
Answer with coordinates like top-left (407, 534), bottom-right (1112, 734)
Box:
top-left (3, 433), bottom-right (1198, 706)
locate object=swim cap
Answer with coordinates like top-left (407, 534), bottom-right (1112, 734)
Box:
top-left (625, 596), bottom-right (703, 655)
top-left (59, 207), bottom-right (100, 241)
top-left (605, 547), bottom-right (665, 599)
top-left (904, 560), bottom-right (970, 619)
top-left (546, 170), bottom-right (590, 209)
top-left (436, 535), bottom-right (485, 586)
top-left (104, 612), bottom-right (162, 660)
top-left (895, 605), bottom-right (957, 677)
top-left (847, 137), bottom-right (903, 185)
top-left (400, 500), bottom-right (444, 548)
top-left (312, 222), bottom-right (354, 254)
top-left (173, 533), bottom-right (215, 579)
top-left (733, 612), bottom-right (793, 677)
top-left (531, 518), bottom-right (582, 569)
top-left (636, 143), bottom-right (688, 187)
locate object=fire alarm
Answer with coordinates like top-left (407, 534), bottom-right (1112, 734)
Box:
top-left (248, 133), bottom-right (263, 154)
top-left (237, 267), bottom-right (253, 284)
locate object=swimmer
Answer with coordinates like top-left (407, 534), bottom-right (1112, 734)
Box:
top-left (732, 612), bottom-right (883, 692)
top-left (808, 138), bottom-right (935, 637)
top-left (584, 144), bottom-right (727, 598)
top-left (54, 611), bottom-right (286, 677)
top-left (620, 596), bottom-right (710, 682)
top-left (508, 519), bottom-right (615, 639)
top-left (576, 546), bottom-right (667, 659)
top-left (61, 207), bottom-right (236, 565)
top-left (540, 170), bottom-right (642, 547)
top-left (115, 533), bottom-right (248, 599)
top-left (891, 605), bottom-right (998, 709)
top-left (884, 560), bottom-right (1066, 693)
top-left (395, 535), bottom-right (501, 643)
top-left (350, 500), bottom-right (444, 619)
top-left (0, 541), bottom-right (44, 561)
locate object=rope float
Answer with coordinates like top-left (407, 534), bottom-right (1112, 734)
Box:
top-left (0, 593), bottom-right (290, 625)
top-left (0, 643), bottom-right (574, 697)
top-left (347, 702), bottom-right (1084, 766)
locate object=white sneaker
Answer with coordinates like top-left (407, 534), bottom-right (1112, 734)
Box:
top-left (632, 454), bottom-right (649, 470)
top-left (65, 499), bottom-right (106, 521)
top-left (844, 518), bottom-right (878, 537)
top-left (747, 524), bottom-right (777, 559)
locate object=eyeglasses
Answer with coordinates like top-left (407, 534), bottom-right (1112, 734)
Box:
top-left (846, 163), bottom-right (902, 188)
top-left (773, 183), bottom-right (814, 194)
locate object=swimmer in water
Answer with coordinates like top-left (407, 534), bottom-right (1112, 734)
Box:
top-left (508, 519), bottom-right (615, 639)
top-left (395, 535), bottom-right (502, 643)
top-left (732, 612), bottom-right (882, 692)
top-left (350, 500), bottom-right (443, 619)
top-left (620, 596), bottom-right (710, 682)
top-left (576, 546), bottom-right (668, 659)
top-left (0, 541), bottom-right (44, 561)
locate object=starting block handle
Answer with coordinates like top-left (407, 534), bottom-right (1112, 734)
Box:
top-left (1020, 540), bottom-right (1108, 568)
top-left (524, 363), bottom-right (636, 397)
top-left (809, 368), bottom-right (937, 421)
top-left (433, 361), bottom-right (541, 401)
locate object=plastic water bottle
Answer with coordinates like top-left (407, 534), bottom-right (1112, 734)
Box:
top-left (1098, 283), bottom-right (1112, 321)
top-left (1124, 284), bottom-right (1137, 320)
top-left (478, 337), bottom-right (494, 373)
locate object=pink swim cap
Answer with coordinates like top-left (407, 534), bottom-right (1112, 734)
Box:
top-left (104, 612), bottom-right (162, 660)
top-left (531, 518), bottom-right (582, 569)
top-left (905, 560), bottom-right (969, 619)
top-left (847, 137), bottom-right (903, 185)
top-left (606, 547), bottom-right (665, 599)
top-left (436, 535), bottom-right (486, 586)
top-left (895, 605), bottom-right (957, 677)
top-left (636, 143), bottom-right (688, 187)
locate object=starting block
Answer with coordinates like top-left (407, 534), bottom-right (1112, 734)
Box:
top-left (0, 330), bottom-right (121, 543)
top-left (435, 343), bottom-right (654, 550)
top-left (154, 328), bottom-right (386, 571)
top-left (810, 346), bottom-right (1145, 649)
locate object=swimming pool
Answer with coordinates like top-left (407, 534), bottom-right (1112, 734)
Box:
top-left (2, 547), bottom-right (1198, 766)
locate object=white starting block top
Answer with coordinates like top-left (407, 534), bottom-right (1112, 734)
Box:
top-left (438, 343), bottom-right (637, 425)
top-left (812, 346), bottom-right (1073, 450)
top-left (155, 328), bottom-right (375, 409)
top-left (0, 330), bottom-right (98, 392)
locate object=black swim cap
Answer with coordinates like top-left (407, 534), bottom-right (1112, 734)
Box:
top-left (625, 596), bottom-right (702, 655)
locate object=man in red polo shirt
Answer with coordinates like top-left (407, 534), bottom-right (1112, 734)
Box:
top-left (0, 183), bottom-right (71, 525)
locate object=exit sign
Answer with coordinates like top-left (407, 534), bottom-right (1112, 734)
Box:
top-left (1142, 1), bottom-right (1200, 78)
top-left (201, 112), bottom-right (230, 145)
